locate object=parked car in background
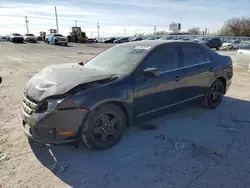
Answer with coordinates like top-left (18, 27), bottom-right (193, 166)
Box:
top-left (193, 37), bottom-right (206, 43)
top-left (103, 37), bottom-right (116, 43)
top-left (23, 33), bottom-right (37, 43)
top-left (220, 40), bottom-right (240, 50)
top-left (46, 33), bottom-right (67, 46)
top-left (9, 33), bottom-right (24, 43)
top-left (20, 40), bottom-right (233, 150)
top-left (129, 36), bottom-right (143, 42)
top-left (86, 38), bottom-right (95, 43)
top-left (236, 41), bottom-right (250, 71)
top-left (114, 37), bottom-right (129, 43)
top-left (0, 36), bottom-right (8, 42)
top-left (203, 37), bottom-right (222, 50)
top-left (157, 36), bottom-right (174, 40)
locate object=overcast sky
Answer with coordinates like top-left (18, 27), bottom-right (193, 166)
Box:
top-left (0, 0), bottom-right (249, 37)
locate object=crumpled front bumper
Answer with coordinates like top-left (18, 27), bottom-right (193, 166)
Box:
top-left (19, 107), bottom-right (88, 144)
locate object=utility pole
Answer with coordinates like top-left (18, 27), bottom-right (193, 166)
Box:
top-left (25, 16), bottom-right (29, 34)
top-left (75, 20), bottom-right (77, 27)
top-left (55, 6), bottom-right (59, 33)
top-left (124, 29), bottom-right (126, 36)
top-left (91, 32), bottom-right (92, 37)
top-left (97, 21), bottom-right (100, 39)
top-left (135, 29), bottom-right (140, 36)
top-left (154, 25), bottom-right (156, 35)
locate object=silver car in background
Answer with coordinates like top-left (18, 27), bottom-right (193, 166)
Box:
top-left (24, 33), bottom-right (37, 43)
top-left (236, 41), bottom-right (250, 72)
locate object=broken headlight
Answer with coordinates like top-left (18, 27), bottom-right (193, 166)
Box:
top-left (36, 98), bottom-right (64, 113)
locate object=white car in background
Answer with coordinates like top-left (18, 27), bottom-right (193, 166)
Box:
top-left (9, 33), bottom-right (24, 43)
top-left (221, 40), bottom-right (240, 50)
top-left (23, 33), bottom-right (37, 43)
top-left (236, 41), bottom-right (250, 72)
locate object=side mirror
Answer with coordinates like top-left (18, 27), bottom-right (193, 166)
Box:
top-left (143, 67), bottom-right (160, 78)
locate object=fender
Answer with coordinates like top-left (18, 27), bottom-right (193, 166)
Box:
top-left (88, 99), bottom-right (134, 126)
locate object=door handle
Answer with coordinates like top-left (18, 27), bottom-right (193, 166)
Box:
top-left (239, 52), bottom-right (243, 54)
top-left (174, 76), bottom-right (181, 82)
top-left (209, 67), bottom-right (214, 72)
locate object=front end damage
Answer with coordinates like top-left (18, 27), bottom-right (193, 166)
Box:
top-left (19, 64), bottom-right (117, 143)
top-left (20, 93), bottom-right (88, 143)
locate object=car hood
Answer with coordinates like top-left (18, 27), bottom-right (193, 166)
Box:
top-left (25, 63), bottom-right (116, 101)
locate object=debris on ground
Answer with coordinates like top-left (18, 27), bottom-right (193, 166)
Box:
top-left (214, 152), bottom-right (224, 157)
top-left (49, 162), bottom-right (70, 173)
top-left (154, 134), bottom-right (167, 140)
top-left (0, 155), bottom-right (11, 162)
top-left (174, 142), bottom-right (188, 151)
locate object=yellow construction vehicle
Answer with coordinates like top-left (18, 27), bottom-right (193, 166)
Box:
top-left (67, 27), bottom-right (87, 43)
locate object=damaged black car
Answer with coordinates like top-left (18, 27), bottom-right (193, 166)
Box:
top-left (20, 40), bottom-right (233, 149)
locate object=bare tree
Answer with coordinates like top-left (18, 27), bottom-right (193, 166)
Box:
top-left (187, 27), bottom-right (200, 35)
top-left (219, 17), bottom-right (250, 36)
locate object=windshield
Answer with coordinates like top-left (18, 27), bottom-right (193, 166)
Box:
top-left (26, 34), bottom-right (34, 36)
top-left (54, 34), bottom-right (63, 37)
top-left (12, 33), bottom-right (21, 36)
top-left (85, 44), bottom-right (151, 74)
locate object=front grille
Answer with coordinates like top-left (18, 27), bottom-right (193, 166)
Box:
top-left (22, 94), bottom-right (38, 115)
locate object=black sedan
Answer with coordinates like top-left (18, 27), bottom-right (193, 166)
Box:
top-left (114, 37), bottom-right (130, 43)
top-left (20, 41), bottom-right (233, 149)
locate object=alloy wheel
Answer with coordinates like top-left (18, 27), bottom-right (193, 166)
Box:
top-left (93, 113), bottom-right (120, 143)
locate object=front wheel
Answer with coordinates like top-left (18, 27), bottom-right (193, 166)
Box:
top-left (203, 79), bottom-right (224, 109)
top-left (81, 104), bottom-right (126, 149)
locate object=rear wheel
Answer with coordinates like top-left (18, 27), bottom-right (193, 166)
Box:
top-left (203, 79), bottom-right (224, 109)
top-left (81, 104), bottom-right (126, 149)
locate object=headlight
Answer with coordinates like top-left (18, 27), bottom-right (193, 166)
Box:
top-left (47, 99), bottom-right (64, 112)
top-left (36, 98), bottom-right (64, 113)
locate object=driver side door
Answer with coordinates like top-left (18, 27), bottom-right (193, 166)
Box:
top-left (133, 44), bottom-right (183, 118)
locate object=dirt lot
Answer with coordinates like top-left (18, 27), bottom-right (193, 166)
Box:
top-left (0, 42), bottom-right (250, 188)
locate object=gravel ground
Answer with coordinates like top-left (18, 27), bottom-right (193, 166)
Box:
top-left (0, 42), bottom-right (250, 188)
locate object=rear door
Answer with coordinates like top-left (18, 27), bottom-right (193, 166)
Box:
top-left (178, 43), bottom-right (214, 100)
top-left (133, 43), bottom-right (183, 117)
top-left (237, 41), bottom-right (250, 67)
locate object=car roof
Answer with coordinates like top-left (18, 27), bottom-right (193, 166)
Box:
top-left (118, 40), bottom-right (188, 48)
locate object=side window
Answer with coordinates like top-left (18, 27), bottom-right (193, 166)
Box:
top-left (181, 44), bottom-right (206, 66)
top-left (240, 42), bottom-right (250, 50)
top-left (144, 45), bottom-right (179, 72)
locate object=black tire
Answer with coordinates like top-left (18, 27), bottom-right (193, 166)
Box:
top-left (203, 79), bottom-right (224, 109)
top-left (81, 104), bottom-right (126, 149)
top-left (216, 47), bottom-right (220, 50)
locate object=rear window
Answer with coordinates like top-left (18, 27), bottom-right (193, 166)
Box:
top-left (181, 44), bottom-right (206, 66)
top-left (240, 42), bottom-right (250, 49)
top-left (12, 33), bottom-right (21, 36)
